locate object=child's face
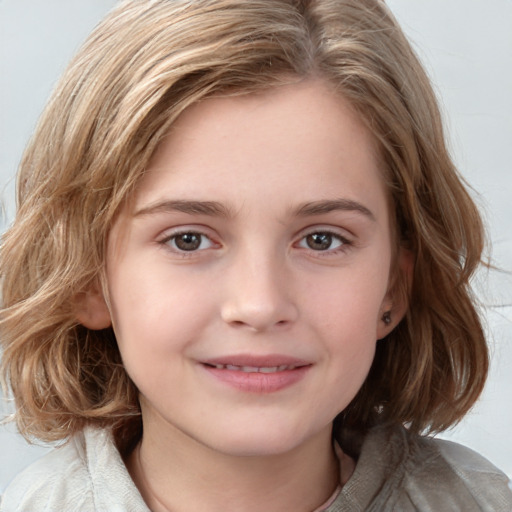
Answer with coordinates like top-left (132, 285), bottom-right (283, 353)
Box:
top-left (101, 79), bottom-right (399, 456)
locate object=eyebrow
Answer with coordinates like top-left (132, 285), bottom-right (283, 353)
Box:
top-left (134, 198), bottom-right (375, 221)
top-left (134, 200), bottom-right (232, 218)
top-left (293, 199), bottom-right (376, 221)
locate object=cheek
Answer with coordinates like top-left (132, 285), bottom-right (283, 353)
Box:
top-left (107, 262), bottom-right (221, 376)
top-left (300, 258), bottom-right (389, 405)
top-left (303, 259), bottom-right (390, 332)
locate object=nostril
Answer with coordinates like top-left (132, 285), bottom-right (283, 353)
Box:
top-left (220, 291), bottom-right (299, 331)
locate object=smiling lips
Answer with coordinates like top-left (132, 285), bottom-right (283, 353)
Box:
top-left (207, 363), bottom-right (301, 373)
top-left (201, 355), bottom-right (311, 393)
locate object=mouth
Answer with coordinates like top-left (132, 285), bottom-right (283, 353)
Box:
top-left (204, 363), bottom-right (303, 373)
top-left (200, 355), bottom-right (312, 393)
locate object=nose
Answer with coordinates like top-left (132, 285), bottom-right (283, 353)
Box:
top-left (220, 249), bottom-right (299, 332)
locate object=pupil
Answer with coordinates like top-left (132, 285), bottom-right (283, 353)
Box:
top-left (175, 233), bottom-right (200, 251)
top-left (307, 233), bottom-right (331, 250)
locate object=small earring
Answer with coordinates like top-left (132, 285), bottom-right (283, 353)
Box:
top-left (382, 311), bottom-right (392, 325)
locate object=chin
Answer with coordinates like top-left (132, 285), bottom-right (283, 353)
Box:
top-left (202, 422), bottom-right (328, 458)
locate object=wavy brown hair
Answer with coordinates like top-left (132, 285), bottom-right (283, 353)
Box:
top-left (0, 0), bottom-right (487, 447)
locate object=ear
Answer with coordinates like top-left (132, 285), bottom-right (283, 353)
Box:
top-left (376, 247), bottom-right (414, 340)
top-left (74, 282), bottom-right (112, 330)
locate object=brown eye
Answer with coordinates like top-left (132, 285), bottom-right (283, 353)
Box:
top-left (170, 233), bottom-right (207, 251)
top-left (305, 233), bottom-right (334, 251)
top-left (298, 232), bottom-right (346, 252)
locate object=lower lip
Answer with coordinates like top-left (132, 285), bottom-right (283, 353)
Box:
top-left (201, 365), bottom-right (311, 393)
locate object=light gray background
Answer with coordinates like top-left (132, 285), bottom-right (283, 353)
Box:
top-left (0, 0), bottom-right (511, 491)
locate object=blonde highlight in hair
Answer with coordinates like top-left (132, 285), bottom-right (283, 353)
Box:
top-left (1, 0), bottom-right (487, 445)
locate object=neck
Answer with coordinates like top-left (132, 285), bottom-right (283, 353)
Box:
top-left (126, 418), bottom-right (340, 512)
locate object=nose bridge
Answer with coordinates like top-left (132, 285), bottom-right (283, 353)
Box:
top-left (220, 240), bottom-right (297, 331)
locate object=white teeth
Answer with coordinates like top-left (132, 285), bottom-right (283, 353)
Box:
top-left (209, 364), bottom-right (297, 373)
top-left (258, 367), bottom-right (278, 373)
top-left (242, 366), bottom-right (260, 372)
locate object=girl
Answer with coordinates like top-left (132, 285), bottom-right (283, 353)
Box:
top-left (1, 0), bottom-right (511, 510)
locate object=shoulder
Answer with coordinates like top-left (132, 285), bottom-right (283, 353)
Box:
top-left (0, 429), bottom-right (94, 511)
top-left (335, 425), bottom-right (512, 511)
top-left (369, 425), bottom-right (512, 511)
top-left (0, 427), bottom-right (148, 512)
top-left (427, 436), bottom-right (512, 509)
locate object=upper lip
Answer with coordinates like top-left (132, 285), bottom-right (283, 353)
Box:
top-left (201, 354), bottom-right (311, 369)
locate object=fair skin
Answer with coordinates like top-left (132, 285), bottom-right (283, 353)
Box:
top-left (80, 79), bottom-right (407, 511)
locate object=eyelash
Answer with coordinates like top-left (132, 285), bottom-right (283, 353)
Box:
top-left (295, 229), bottom-right (353, 256)
top-left (159, 230), bottom-right (216, 256)
top-left (158, 228), bottom-right (353, 257)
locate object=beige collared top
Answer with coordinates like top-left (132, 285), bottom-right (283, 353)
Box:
top-left (1, 424), bottom-right (511, 511)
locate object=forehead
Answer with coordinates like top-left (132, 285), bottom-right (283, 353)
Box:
top-left (133, 79), bottom-right (387, 215)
